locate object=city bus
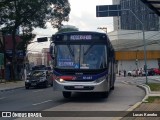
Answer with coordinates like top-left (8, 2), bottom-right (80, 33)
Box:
top-left (49, 31), bottom-right (116, 98)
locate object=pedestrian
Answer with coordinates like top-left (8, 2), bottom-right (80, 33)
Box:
top-left (124, 70), bottom-right (126, 77)
top-left (119, 70), bottom-right (121, 76)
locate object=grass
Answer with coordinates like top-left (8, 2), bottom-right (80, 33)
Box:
top-left (145, 96), bottom-right (160, 103)
top-left (147, 83), bottom-right (160, 91)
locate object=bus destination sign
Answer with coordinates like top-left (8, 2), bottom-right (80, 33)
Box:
top-left (70, 35), bottom-right (92, 40)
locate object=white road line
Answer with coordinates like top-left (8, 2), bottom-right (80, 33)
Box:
top-left (33, 90), bottom-right (44, 93)
top-left (0, 97), bottom-right (6, 100)
top-left (32, 100), bottom-right (52, 106)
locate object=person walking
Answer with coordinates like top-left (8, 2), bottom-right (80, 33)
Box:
top-left (124, 70), bottom-right (126, 77)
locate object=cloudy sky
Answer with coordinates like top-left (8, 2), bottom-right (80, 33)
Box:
top-left (28, 0), bottom-right (113, 52)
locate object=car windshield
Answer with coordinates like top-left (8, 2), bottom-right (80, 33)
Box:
top-left (31, 71), bottom-right (46, 77)
top-left (55, 44), bottom-right (107, 69)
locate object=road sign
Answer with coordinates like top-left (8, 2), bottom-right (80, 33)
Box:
top-left (96, 5), bottom-right (121, 17)
top-left (37, 37), bottom-right (48, 42)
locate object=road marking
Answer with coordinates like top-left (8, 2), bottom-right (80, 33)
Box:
top-left (121, 81), bottom-right (129, 85)
top-left (33, 90), bottom-right (44, 93)
top-left (32, 100), bottom-right (52, 106)
top-left (0, 97), bottom-right (6, 100)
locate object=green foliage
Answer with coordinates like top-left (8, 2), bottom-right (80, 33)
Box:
top-left (147, 83), bottom-right (160, 91)
top-left (0, 0), bottom-right (71, 57)
top-left (145, 96), bottom-right (160, 103)
top-left (0, 0), bottom-right (70, 80)
top-left (0, 0), bottom-right (70, 30)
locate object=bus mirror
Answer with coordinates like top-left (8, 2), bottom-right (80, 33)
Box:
top-left (37, 37), bottom-right (48, 42)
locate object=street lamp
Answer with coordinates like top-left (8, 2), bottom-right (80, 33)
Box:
top-left (136, 50), bottom-right (139, 70)
top-left (121, 9), bottom-right (148, 84)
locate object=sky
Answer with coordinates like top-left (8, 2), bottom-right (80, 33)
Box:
top-left (28, 0), bottom-right (113, 52)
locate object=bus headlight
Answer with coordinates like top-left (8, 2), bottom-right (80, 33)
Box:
top-left (56, 78), bottom-right (65, 82)
top-left (96, 77), bottom-right (105, 83)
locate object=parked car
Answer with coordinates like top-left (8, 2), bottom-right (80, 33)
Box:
top-left (147, 68), bottom-right (155, 76)
top-left (127, 69), bottom-right (143, 77)
top-left (153, 68), bottom-right (160, 75)
top-left (127, 70), bottom-right (132, 76)
top-left (25, 70), bottom-right (53, 89)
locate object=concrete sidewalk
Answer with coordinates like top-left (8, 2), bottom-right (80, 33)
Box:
top-left (0, 79), bottom-right (24, 91)
top-left (148, 75), bottom-right (160, 82)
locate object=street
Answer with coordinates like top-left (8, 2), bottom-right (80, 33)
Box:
top-left (0, 76), bottom-right (146, 120)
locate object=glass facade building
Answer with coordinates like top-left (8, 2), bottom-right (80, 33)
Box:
top-left (113, 0), bottom-right (159, 31)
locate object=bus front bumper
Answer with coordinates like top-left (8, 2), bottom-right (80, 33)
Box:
top-left (53, 79), bottom-right (108, 92)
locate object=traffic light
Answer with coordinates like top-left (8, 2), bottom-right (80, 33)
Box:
top-left (37, 37), bottom-right (48, 42)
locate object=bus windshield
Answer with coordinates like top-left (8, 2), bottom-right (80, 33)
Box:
top-left (55, 44), bottom-right (107, 69)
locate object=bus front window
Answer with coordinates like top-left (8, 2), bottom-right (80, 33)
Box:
top-left (55, 45), bottom-right (107, 69)
top-left (56, 45), bottom-right (79, 69)
top-left (82, 45), bottom-right (107, 69)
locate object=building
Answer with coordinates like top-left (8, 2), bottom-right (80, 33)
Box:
top-left (41, 48), bottom-right (51, 67)
top-left (113, 0), bottom-right (159, 31)
top-left (108, 30), bottom-right (160, 72)
top-left (106, 0), bottom-right (160, 73)
top-left (27, 48), bottom-right (52, 69)
top-left (27, 53), bottom-right (42, 67)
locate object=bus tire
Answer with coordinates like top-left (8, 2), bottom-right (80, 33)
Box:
top-left (110, 85), bottom-right (114, 90)
top-left (63, 91), bottom-right (71, 98)
top-left (44, 81), bottom-right (49, 88)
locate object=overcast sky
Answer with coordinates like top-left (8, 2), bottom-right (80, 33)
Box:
top-left (28, 0), bottom-right (113, 52)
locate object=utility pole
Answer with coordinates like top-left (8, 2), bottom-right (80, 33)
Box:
top-left (121, 9), bottom-right (148, 84)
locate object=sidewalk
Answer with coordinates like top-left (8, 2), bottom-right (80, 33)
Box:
top-left (0, 79), bottom-right (24, 91)
top-left (119, 76), bottom-right (160, 120)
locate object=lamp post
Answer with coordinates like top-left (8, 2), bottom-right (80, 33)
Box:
top-left (121, 9), bottom-right (148, 84)
top-left (136, 50), bottom-right (139, 70)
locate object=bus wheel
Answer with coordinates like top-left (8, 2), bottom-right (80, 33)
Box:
top-left (63, 91), bottom-right (71, 98)
top-left (110, 85), bottom-right (114, 90)
top-left (101, 91), bottom-right (109, 98)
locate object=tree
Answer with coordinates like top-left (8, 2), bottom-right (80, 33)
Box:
top-left (0, 0), bottom-right (70, 80)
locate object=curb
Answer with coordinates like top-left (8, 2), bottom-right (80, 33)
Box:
top-left (136, 84), bottom-right (150, 102)
top-left (0, 86), bottom-right (24, 92)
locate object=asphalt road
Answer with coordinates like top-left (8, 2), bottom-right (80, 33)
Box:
top-left (0, 77), bottom-right (145, 120)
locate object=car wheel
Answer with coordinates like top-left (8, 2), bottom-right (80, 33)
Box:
top-left (25, 86), bottom-right (29, 89)
top-left (128, 73), bottom-right (131, 76)
top-left (44, 81), bottom-right (49, 88)
top-left (63, 91), bottom-right (71, 98)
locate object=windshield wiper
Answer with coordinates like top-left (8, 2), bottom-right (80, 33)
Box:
top-left (84, 44), bottom-right (94, 56)
top-left (67, 45), bottom-right (74, 57)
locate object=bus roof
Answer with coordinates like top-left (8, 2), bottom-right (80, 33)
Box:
top-left (52, 31), bottom-right (111, 43)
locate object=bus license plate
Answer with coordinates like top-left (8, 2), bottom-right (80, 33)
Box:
top-left (74, 86), bottom-right (84, 89)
